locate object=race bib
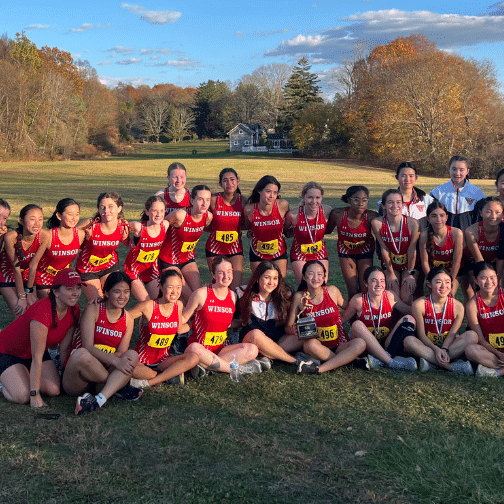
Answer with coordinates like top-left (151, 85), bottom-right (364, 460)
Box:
top-left (89, 254), bottom-right (113, 267)
top-left (94, 344), bottom-right (116, 354)
top-left (343, 240), bottom-right (365, 250)
top-left (367, 326), bottom-right (390, 341)
top-left (256, 239), bottom-right (279, 255)
top-left (390, 252), bottom-right (407, 266)
top-left (181, 240), bottom-right (198, 253)
top-left (433, 260), bottom-right (449, 268)
top-left (137, 249), bottom-right (160, 263)
top-left (317, 325), bottom-right (338, 342)
top-left (46, 265), bottom-right (61, 276)
top-left (148, 333), bottom-right (176, 349)
top-left (216, 231), bottom-right (238, 243)
top-left (301, 241), bottom-right (323, 255)
top-left (489, 333), bottom-right (504, 349)
top-left (427, 331), bottom-right (448, 347)
top-left (204, 331), bottom-right (227, 347)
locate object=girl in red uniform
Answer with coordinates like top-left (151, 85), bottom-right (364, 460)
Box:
top-left (371, 189), bottom-right (420, 305)
top-left (287, 261), bottom-right (365, 374)
top-left (128, 268), bottom-right (199, 388)
top-left (205, 168), bottom-right (244, 290)
top-left (243, 175), bottom-right (289, 277)
top-left (182, 257), bottom-right (259, 375)
top-left (27, 198), bottom-right (85, 299)
top-left (0, 199), bottom-right (12, 309)
top-left (0, 268), bottom-right (81, 408)
top-left (465, 262), bottom-right (504, 377)
top-left (124, 196), bottom-right (169, 302)
top-left (341, 266), bottom-right (417, 370)
top-left (62, 272), bottom-right (139, 415)
top-left (284, 182), bottom-right (332, 284)
top-left (327, 186), bottom-right (378, 299)
top-left (419, 201), bottom-right (463, 297)
top-left (0, 204), bottom-right (46, 317)
top-left (155, 162), bottom-right (191, 215)
top-left (158, 185), bottom-right (213, 303)
top-left (404, 268), bottom-right (476, 374)
top-left (76, 192), bottom-right (129, 301)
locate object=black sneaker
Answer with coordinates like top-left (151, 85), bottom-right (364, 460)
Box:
top-left (297, 360), bottom-right (320, 375)
top-left (114, 384), bottom-right (143, 401)
top-left (351, 358), bottom-right (369, 370)
top-left (75, 393), bottom-right (99, 415)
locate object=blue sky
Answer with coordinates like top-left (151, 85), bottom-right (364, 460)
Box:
top-left (3, 1), bottom-right (504, 94)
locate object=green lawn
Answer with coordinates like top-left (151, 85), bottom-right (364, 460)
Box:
top-left (0, 142), bottom-right (502, 504)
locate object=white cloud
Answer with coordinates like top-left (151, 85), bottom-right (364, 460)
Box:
top-left (64, 23), bottom-right (111, 34)
top-left (235, 31), bottom-right (245, 36)
top-left (24, 24), bottom-right (51, 30)
top-left (103, 46), bottom-right (135, 55)
top-left (121, 3), bottom-right (182, 25)
top-left (97, 61), bottom-right (113, 66)
top-left (265, 9), bottom-right (504, 63)
top-left (99, 75), bottom-right (158, 88)
top-left (116, 58), bottom-right (142, 65)
top-left (252, 28), bottom-right (290, 37)
top-left (150, 56), bottom-right (160, 60)
top-left (140, 48), bottom-right (153, 55)
top-left (156, 47), bottom-right (178, 55)
top-left (152, 57), bottom-right (202, 68)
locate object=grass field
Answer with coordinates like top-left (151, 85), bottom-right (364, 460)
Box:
top-left (1, 141), bottom-right (503, 504)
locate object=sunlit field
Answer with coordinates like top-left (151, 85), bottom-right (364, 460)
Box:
top-left (0, 142), bottom-right (502, 504)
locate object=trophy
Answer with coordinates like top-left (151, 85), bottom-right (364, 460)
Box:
top-left (296, 291), bottom-right (318, 339)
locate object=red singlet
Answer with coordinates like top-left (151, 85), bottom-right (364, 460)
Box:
top-left (36, 228), bottom-right (81, 286)
top-left (163, 188), bottom-right (191, 215)
top-left (291, 206), bottom-right (328, 262)
top-left (476, 288), bottom-right (504, 353)
top-left (423, 295), bottom-right (455, 347)
top-left (124, 224), bottom-right (166, 282)
top-left (134, 301), bottom-right (179, 365)
top-left (465, 222), bottom-right (500, 264)
top-left (250, 202), bottom-right (286, 260)
top-left (76, 222), bottom-right (126, 274)
top-left (158, 211), bottom-right (208, 266)
top-left (429, 226), bottom-right (455, 271)
top-left (337, 208), bottom-right (375, 255)
top-left (380, 215), bottom-right (411, 271)
top-left (188, 286), bottom-right (235, 353)
top-left (205, 194), bottom-right (243, 256)
top-left (358, 291), bottom-right (394, 342)
top-left (0, 233), bottom-right (41, 284)
top-left (306, 287), bottom-right (348, 349)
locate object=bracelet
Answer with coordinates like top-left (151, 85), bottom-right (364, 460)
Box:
top-left (18, 293), bottom-right (27, 299)
top-left (25, 286), bottom-right (34, 294)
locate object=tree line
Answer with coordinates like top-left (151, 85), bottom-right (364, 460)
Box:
top-left (1, 32), bottom-right (503, 176)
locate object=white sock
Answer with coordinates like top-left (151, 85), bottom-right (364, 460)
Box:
top-left (95, 393), bottom-right (107, 408)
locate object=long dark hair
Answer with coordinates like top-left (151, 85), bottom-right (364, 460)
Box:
top-left (239, 261), bottom-right (291, 326)
top-left (140, 195), bottom-right (166, 222)
top-left (15, 204), bottom-right (43, 265)
top-left (297, 260), bottom-right (327, 291)
top-left (247, 175), bottom-right (281, 204)
top-left (425, 201), bottom-right (448, 257)
top-left (92, 192), bottom-right (126, 222)
top-left (219, 168), bottom-right (241, 195)
top-left (102, 272), bottom-right (132, 303)
top-left (47, 198), bottom-right (80, 229)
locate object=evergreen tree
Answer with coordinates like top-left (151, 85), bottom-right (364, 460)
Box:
top-left (282, 57), bottom-right (322, 130)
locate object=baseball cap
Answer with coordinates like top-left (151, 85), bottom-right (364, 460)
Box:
top-left (52, 268), bottom-right (82, 287)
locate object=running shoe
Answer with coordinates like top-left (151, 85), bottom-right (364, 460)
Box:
top-left (238, 359), bottom-right (262, 374)
top-left (166, 373), bottom-right (185, 385)
top-left (257, 356), bottom-right (272, 371)
top-left (297, 360), bottom-right (320, 375)
top-left (419, 358), bottom-right (434, 372)
top-left (296, 352), bottom-right (321, 367)
top-left (451, 360), bottom-right (474, 376)
top-left (114, 384), bottom-right (143, 401)
top-left (75, 393), bottom-right (99, 416)
top-left (130, 378), bottom-right (150, 389)
top-left (389, 356), bottom-right (417, 371)
top-left (351, 358), bottom-right (369, 370)
top-left (475, 364), bottom-right (500, 378)
top-left (190, 364), bottom-right (207, 379)
top-left (367, 354), bottom-right (386, 369)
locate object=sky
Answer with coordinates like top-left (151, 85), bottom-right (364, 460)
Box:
top-left (2, 0), bottom-right (504, 95)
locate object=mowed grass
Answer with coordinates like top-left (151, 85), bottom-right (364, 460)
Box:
top-left (1, 142), bottom-right (503, 504)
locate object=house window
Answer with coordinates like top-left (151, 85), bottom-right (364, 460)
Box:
top-left (233, 141), bottom-right (238, 146)
top-left (238, 129), bottom-right (243, 134)
top-left (244, 140), bottom-right (249, 145)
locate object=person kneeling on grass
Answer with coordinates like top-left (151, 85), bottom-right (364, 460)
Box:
top-left (286, 260), bottom-right (366, 375)
top-left (464, 262), bottom-right (504, 377)
top-left (181, 257), bottom-right (260, 376)
top-left (403, 268), bottom-right (476, 374)
top-left (341, 266), bottom-right (418, 371)
top-left (62, 272), bottom-right (141, 415)
top-left (127, 268), bottom-right (200, 388)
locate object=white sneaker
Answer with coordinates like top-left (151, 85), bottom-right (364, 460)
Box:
top-left (451, 360), bottom-right (474, 376)
top-left (419, 358), bottom-right (434, 372)
top-left (130, 378), bottom-right (150, 389)
top-left (238, 359), bottom-right (262, 374)
top-left (367, 354), bottom-right (386, 369)
top-left (475, 364), bottom-right (499, 378)
top-left (257, 356), bottom-right (272, 371)
top-left (389, 356), bottom-right (417, 371)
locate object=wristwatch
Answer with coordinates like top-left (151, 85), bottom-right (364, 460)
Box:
top-left (29, 390), bottom-right (40, 396)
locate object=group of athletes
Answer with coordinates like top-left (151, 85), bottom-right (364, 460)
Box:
top-left (1, 156), bottom-right (504, 416)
